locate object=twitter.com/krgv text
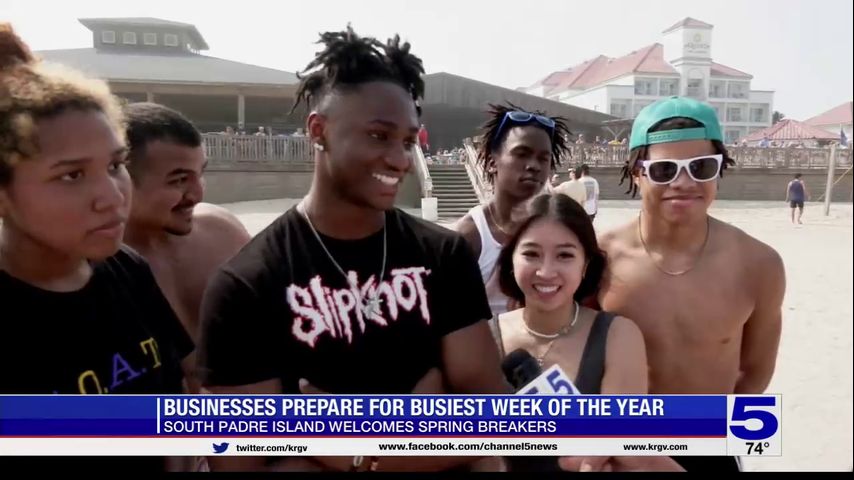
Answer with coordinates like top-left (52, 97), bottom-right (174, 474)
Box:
top-left (211, 442), bottom-right (308, 454)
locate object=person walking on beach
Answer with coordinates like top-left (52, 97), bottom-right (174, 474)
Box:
top-left (578, 164), bottom-right (599, 221)
top-left (785, 173), bottom-right (808, 224)
top-left (554, 167), bottom-right (587, 207)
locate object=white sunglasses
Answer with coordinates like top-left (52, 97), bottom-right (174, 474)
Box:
top-left (640, 154), bottom-right (723, 185)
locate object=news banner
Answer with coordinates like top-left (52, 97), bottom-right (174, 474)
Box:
top-left (1, 376), bottom-right (781, 458)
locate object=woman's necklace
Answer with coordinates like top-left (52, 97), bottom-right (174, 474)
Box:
top-left (523, 301), bottom-right (581, 366)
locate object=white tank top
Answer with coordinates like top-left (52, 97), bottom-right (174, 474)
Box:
top-left (469, 205), bottom-right (510, 317)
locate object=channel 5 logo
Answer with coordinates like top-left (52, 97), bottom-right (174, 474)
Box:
top-left (728, 397), bottom-right (779, 441)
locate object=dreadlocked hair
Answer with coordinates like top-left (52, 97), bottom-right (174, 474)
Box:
top-left (0, 23), bottom-right (124, 186)
top-left (620, 117), bottom-right (736, 195)
top-left (476, 102), bottom-right (572, 185)
top-left (290, 24), bottom-right (425, 114)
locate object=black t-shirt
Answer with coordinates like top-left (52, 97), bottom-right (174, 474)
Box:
top-left (198, 207), bottom-right (491, 394)
top-left (0, 246), bottom-right (193, 471)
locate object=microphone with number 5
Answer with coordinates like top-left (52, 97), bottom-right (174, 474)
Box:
top-left (500, 350), bottom-right (578, 472)
top-left (501, 349), bottom-right (580, 395)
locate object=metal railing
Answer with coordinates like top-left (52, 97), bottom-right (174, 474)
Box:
top-left (201, 133), bottom-right (852, 171)
top-left (567, 145), bottom-right (629, 167)
top-left (462, 138), bottom-right (493, 203)
top-left (412, 145), bottom-right (433, 198)
top-left (563, 145), bottom-right (851, 170)
top-left (203, 134), bottom-right (312, 163)
top-left (727, 146), bottom-right (852, 169)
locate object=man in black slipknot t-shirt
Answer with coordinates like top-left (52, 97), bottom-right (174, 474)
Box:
top-left (198, 27), bottom-right (510, 472)
top-left (201, 207), bottom-right (493, 394)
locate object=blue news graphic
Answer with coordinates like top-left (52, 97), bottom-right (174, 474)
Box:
top-left (0, 395), bottom-right (780, 441)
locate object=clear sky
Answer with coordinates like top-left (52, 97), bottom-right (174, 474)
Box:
top-left (3, 0), bottom-right (852, 119)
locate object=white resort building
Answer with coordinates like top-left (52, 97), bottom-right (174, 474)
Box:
top-left (522, 17), bottom-right (774, 144)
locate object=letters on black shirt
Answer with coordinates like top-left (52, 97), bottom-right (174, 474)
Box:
top-left (1, 246), bottom-right (193, 394)
top-left (0, 246), bottom-right (194, 471)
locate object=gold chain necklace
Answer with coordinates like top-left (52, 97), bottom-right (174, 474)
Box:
top-left (637, 213), bottom-right (710, 276)
top-left (523, 301), bottom-right (581, 366)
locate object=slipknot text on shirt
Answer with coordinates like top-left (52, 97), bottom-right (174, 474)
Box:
top-left (286, 267), bottom-right (432, 347)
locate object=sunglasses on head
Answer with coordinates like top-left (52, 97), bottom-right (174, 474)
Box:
top-left (640, 154), bottom-right (723, 185)
top-left (494, 111), bottom-right (556, 146)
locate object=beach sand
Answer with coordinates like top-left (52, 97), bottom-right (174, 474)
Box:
top-left (222, 198), bottom-right (853, 472)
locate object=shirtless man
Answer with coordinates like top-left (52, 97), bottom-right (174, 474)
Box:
top-left (554, 167), bottom-right (587, 206)
top-left (595, 97), bottom-right (785, 471)
top-left (123, 103), bottom-right (251, 350)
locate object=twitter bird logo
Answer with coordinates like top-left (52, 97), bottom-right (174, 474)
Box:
top-left (212, 442), bottom-right (230, 454)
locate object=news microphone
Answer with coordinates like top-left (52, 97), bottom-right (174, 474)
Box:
top-left (500, 350), bottom-right (578, 473)
top-left (501, 349), bottom-right (541, 391)
top-left (501, 349), bottom-right (580, 395)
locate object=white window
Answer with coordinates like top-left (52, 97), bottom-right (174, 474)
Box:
top-left (143, 33), bottom-right (157, 45)
top-left (122, 32), bottom-right (137, 45)
top-left (727, 106), bottom-right (744, 122)
top-left (750, 104), bottom-right (769, 123)
top-left (634, 77), bottom-right (657, 96)
top-left (101, 31), bottom-right (116, 44)
top-left (728, 82), bottom-right (748, 99)
top-left (659, 79), bottom-right (679, 96)
top-left (164, 34), bottom-right (179, 46)
top-left (709, 80), bottom-right (726, 98)
top-left (709, 102), bottom-right (725, 119)
top-left (609, 101), bottom-right (630, 118)
top-left (687, 79), bottom-right (704, 99)
top-left (725, 129), bottom-right (742, 144)
top-left (633, 100), bottom-right (653, 117)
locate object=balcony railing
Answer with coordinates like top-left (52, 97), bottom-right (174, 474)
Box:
top-left (686, 87), bottom-right (705, 99)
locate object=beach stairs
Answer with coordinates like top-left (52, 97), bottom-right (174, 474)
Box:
top-left (428, 164), bottom-right (480, 220)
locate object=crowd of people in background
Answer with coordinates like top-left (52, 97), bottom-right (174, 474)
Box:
top-left (426, 147), bottom-right (466, 164)
top-left (210, 125), bottom-right (308, 138)
top-left (575, 133), bottom-right (628, 146)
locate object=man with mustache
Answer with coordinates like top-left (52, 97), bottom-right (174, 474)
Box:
top-left (123, 103), bottom-right (251, 378)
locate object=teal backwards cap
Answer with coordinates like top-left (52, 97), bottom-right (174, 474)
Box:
top-left (629, 96), bottom-right (723, 150)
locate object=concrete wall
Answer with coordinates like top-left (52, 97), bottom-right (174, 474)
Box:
top-left (203, 162), bottom-right (423, 207)
top-left (552, 167), bottom-right (853, 202)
